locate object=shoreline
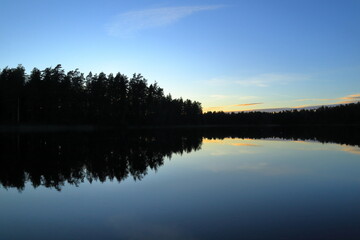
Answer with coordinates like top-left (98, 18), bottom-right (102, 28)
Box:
top-left (0, 123), bottom-right (359, 133)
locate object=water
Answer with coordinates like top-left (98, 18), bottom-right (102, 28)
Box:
top-left (0, 127), bottom-right (360, 239)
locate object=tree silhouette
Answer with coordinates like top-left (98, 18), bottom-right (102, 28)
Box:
top-left (0, 64), bottom-right (358, 126)
top-left (203, 103), bottom-right (360, 126)
top-left (0, 65), bottom-right (25, 123)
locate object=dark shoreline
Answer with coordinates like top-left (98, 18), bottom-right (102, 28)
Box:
top-left (0, 123), bottom-right (359, 133)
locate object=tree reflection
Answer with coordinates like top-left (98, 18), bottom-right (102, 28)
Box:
top-left (0, 129), bottom-right (203, 191)
top-left (201, 126), bottom-right (360, 147)
top-left (0, 126), bottom-right (359, 191)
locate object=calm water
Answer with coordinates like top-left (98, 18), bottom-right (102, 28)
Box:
top-left (1, 127), bottom-right (360, 240)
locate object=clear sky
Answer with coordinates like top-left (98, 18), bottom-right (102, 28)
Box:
top-left (1, 0), bottom-right (359, 112)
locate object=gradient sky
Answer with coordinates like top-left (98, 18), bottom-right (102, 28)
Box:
top-left (1, 0), bottom-right (359, 112)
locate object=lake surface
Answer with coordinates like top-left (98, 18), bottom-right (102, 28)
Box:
top-left (1, 127), bottom-right (360, 239)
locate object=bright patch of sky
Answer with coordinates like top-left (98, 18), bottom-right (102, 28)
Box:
top-left (1, 0), bottom-right (359, 111)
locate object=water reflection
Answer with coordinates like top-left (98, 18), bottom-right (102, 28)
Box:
top-left (202, 125), bottom-right (360, 147)
top-left (0, 129), bottom-right (202, 191)
top-left (0, 126), bottom-right (359, 190)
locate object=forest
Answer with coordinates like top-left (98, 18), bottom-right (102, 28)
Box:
top-left (1, 64), bottom-right (359, 126)
top-left (203, 102), bottom-right (360, 125)
top-left (0, 64), bottom-right (202, 125)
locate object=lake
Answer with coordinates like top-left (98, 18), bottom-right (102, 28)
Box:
top-left (1, 126), bottom-right (360, 239)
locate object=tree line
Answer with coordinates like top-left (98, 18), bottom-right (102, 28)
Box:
top-left (1, 64), bottom-right (359, 126)
top-left (0, 64), bottom-right (202, 125)
top-left (203, 102), bottom-right (360, 125)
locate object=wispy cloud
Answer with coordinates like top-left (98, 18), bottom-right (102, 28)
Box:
top-left (205, 93), bottom-right (359, 113)
top-left (235, 73), bottom-right (309, 87)
top-left (238, 107), bottom-right (294, 113)
top-left (296, 98), bottom-right (334, 101)
top-left (107, 5), bottom-right (223, 37)
top-left (293, 104), bottom-right (330, 109)
top-left (295, 93), bottom-right (360, 105)
top-left (206, 73), bottom-right (309, 88)
top-left (293, 105), bottom-right (309, 108)
top-left (209, 95), bottom-right (259, 101)
top-left (204, 106), bottom-right (225, 111)
top-left (204, 102), bottom-right (263, 112)
top-left (340, 94), bottom-right (360, 101)
top-left (245, 101), bottom-right (358, 113)
top-left (235, 103), bottom-right (262, 107)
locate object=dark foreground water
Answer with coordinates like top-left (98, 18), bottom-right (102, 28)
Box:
top-left (0, 127), bottom-right (360, 240)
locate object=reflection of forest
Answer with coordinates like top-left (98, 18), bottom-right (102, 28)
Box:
top-left (0, 129), bottom-right (203, 191)
top-left (202, 126), bottom-right (360, 147)
top-left (1, 126), bottom-right (359, 191)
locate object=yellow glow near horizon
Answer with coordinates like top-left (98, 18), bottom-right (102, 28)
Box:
top-left (203, 93), bottom-right (360, 113)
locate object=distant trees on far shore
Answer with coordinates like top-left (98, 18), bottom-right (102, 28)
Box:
top-left (203, 102), bottom-right (360, 125)
top-left (1, 64), bottom-right (359, 126)
top-left (0, 64), bottom-right (202, 125)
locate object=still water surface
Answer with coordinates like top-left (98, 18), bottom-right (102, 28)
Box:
top-left (1, 128), bottom-right (360, 239)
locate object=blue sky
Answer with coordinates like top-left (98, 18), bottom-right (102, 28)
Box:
top-left (1, 0), bottom-right (359, 112)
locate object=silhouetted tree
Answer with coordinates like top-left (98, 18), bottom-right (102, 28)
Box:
top-left (203, 103), bottom-right (360, 126)
top-left (2, 64), bottom-right (357, 126)
top-left (0, 65), bottom-right (25, 123)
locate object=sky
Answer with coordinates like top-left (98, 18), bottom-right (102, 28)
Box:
top-left (1, 0), bottom-right (359, 112)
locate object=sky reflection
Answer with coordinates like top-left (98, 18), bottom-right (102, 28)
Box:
top-left (1, 132), bottom-right (360, 239)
